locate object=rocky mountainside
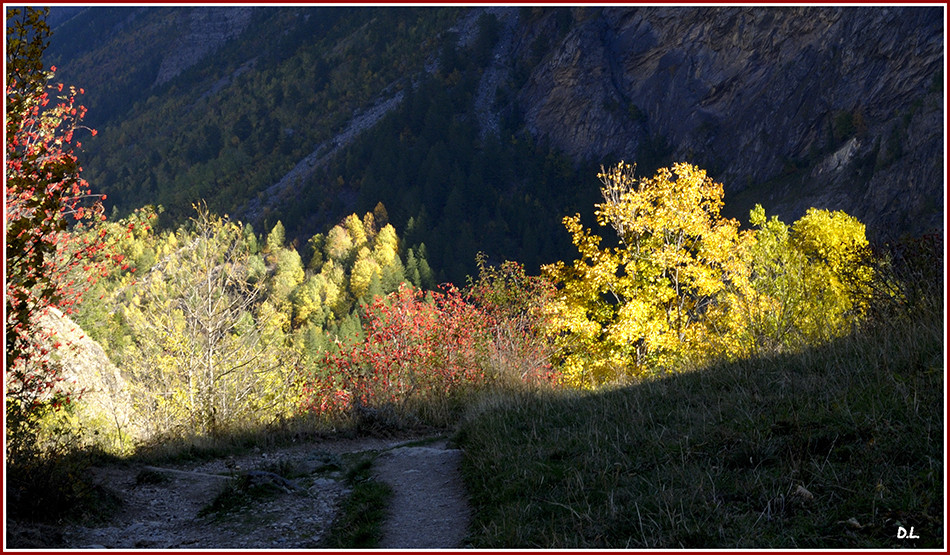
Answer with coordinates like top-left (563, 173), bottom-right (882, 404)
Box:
top-left (508, 6), bottom-right (943, 239)
top-left (152, 7), bottom-right (253, 87)
top-left (45, 6), bottom-right (943, 250)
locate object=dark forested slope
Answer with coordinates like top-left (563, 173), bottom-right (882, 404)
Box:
top-left (44, 6), bottom-right (944, 283)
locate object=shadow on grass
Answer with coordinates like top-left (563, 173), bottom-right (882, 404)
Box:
top-left (456, 305), bottom-right (944, 548)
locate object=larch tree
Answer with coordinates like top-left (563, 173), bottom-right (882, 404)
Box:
top-left (350, 246), bottom-right (382, 300)
top-left (122, 205), bottom-right (296, 437)
top-left (325, 224), bottom-right (355, 265)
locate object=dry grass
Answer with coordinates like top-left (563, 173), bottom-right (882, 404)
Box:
top-left (456, 291), bottom-right (944, 548)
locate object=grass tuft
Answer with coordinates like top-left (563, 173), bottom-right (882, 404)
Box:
top-left (134, 467), bottom-right (171, 486)
top-left (319, 450), bottom-right (393, 548)
top-left (5, 445), bottom-right (123, 526)
top-left (197, 474), bottom-right (259, 520)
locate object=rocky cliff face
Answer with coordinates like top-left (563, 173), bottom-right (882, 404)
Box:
top-left (153, 7), bottom-right (253, 87)
top-left (45, 6), bottom-right (942, 241)
top-left (39, 307), bottom-right (141, 450)
top-left (511, 6), bottom-right (943, 239)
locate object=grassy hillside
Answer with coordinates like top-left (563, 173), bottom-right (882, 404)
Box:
top-left (456, 295), bottom-right (944, 548)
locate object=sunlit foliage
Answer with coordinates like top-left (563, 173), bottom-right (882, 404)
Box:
top-left (303, 283), bottom-right (493, 416)
top-left (709, 204), bottom-right (874, 357)
top-left (543, 162), bottom-right (745, 386)
top-left (5, 7), bottom-right (120, 463)
top-left (544, 162), bottom-right (876, 387)
top-left (120, 205), bottom-right (298, 437)
top-left (466, 254), bottom-right (560, 386)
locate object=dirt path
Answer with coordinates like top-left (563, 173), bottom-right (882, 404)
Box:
top-left (373, 438), bottom-right (472, 548)
top-left (5, 434), bottom-right (472, 549)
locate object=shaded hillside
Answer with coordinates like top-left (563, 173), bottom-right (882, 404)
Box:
top-left (47, 7), bottom-right (464, 228)
top-left (44, 6), bottom-right (944, 282)
top-left (512, 6), bottom-right (943, 240)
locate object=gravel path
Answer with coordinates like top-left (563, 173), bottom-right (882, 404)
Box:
top-left (5, 435), bottom-right (472, 550)
top-left (373, 438), bottom-right (472, 548)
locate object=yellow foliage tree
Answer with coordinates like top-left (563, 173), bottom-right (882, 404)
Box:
top-left (344, 213), bottom-right (368, 249)
top-left (710, 204), bottom-right (873, 357)
top-left (372, 224), bottom-right (400, 267)
top-left (543, 162), bottom-right (746, 386)
top-left (791, 207), bottom-right (873, 338)
top-left (122, 206), bottom-right (297, 437)
top-left (350, 246), bottom-right (382, 300)
top-left (269, 247), bottom-right (305, 312)
top-left (325, 225), bottom-right (355, 265)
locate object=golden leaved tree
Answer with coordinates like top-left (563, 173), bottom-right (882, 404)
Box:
top-left (122, 205), bottom-right (298, 437)
top-left (544, 162), bottom-right (747, 387)
top-left (709, 204), bottom-right (874, 358)
top-left (544, 161), bottom-right (877, 388)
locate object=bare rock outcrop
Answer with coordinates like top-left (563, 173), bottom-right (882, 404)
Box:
top-left (38, 307), bottom-right (142, 447)
top-left (153, 7), bottom-right (254, 88)
top-left (516, 6), bottom-right (943, 239)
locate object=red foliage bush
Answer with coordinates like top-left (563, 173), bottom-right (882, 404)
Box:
top-left (302, 283), bottom-right (493, 414)
top-left (5, 9), bottom-right (127, 462)
top-left (302, 257), bottom-right (564, 418)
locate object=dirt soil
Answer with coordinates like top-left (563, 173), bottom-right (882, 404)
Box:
top-left (373, 438), bottom-right (472, 549)
top-left (5, 434), bottom-right (473, 549)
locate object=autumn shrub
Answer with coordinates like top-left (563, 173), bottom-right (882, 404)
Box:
top-left (302, 283), bottom-right (494, 423)
top-left (301, 249), bottom-right (570, 425)
top-left (458, 232), bottom-right (940, 548)
top-left (544, 161), bottom-right (883, 386)
top-left (708, 204), bottom-right (876, 358)
top-left (5, 8), bottom-right (125, 465)
top-left (465, 254), bottom-right (561, 387)
top-left (543, 162), bottom-right (746, 386)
